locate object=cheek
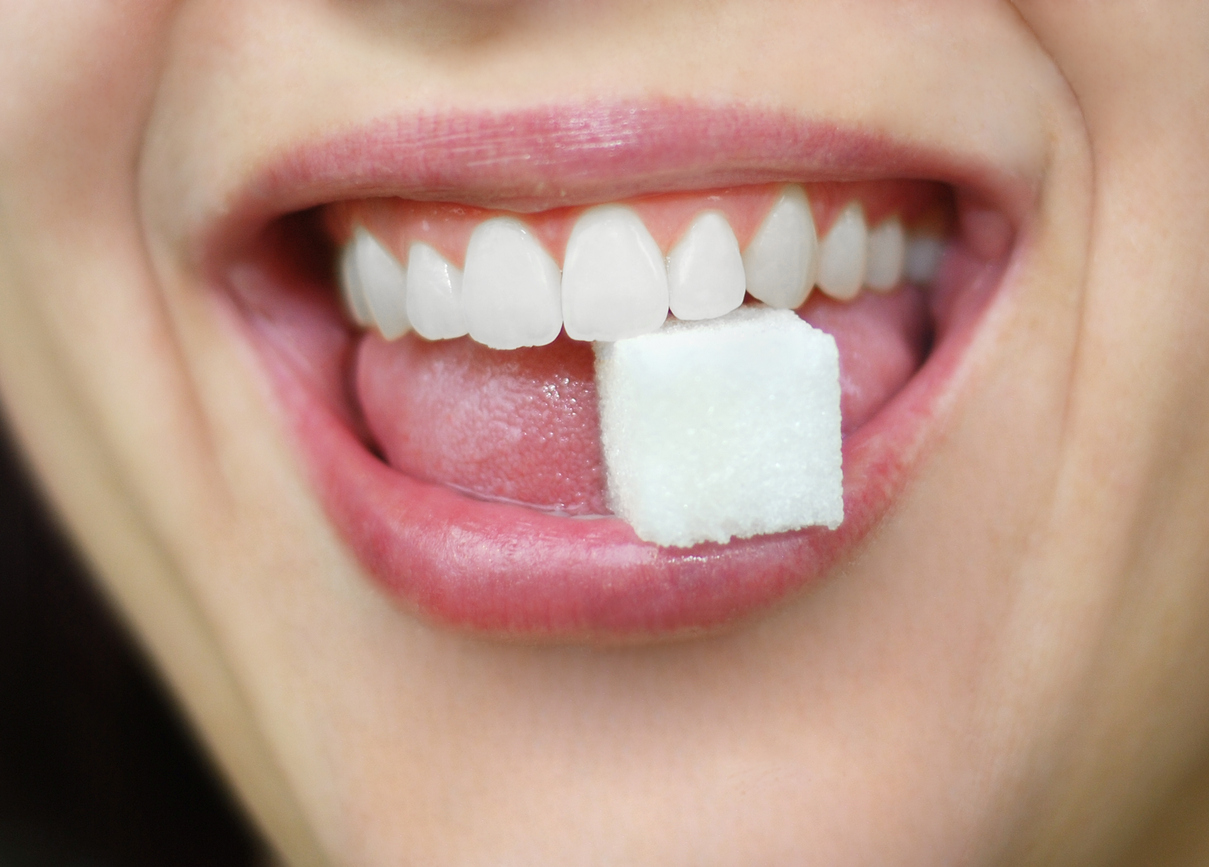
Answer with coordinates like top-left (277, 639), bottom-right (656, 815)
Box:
top-left (0, 4), bottom-right (177, 180)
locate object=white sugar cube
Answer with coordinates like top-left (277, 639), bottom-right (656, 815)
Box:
top-left (595, 306), bottom-right (843, 547)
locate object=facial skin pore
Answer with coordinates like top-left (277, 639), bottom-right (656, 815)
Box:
top-left (1, 2), bottom-right (1209, 865)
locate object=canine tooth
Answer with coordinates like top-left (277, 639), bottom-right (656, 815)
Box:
top-left (338, 240), bottom-right (374, 327)
top-left (865, 216), bottom-right (906, 292)
top-left (562, 205), bottom-right (668, 341)
top-left (742, 185), bottom-right (817, 309)
top-left (462, 217), bottom-right (562, 350)
top-left (904, 235), bottom-right (946, 285)
top-left (667, 211), bottom-right (746, 321)
top-left (406, 242), bottom-right (467, 340)
top-left (353, 228), bottom-right (411, 339)
top-left (817, 202), bottom-right (867, 301)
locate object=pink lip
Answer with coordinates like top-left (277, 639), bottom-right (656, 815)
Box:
top-left (205, 101), bottom-right (1030, 262)
top-left (207, 101), bottom-right (1024, 639)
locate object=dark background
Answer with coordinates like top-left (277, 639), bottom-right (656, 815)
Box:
top-left (0, 421), bottom-right (266, 866)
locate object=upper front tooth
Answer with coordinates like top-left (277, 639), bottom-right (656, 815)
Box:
top-left (865, 216), bottom-right (906, 292)
top-left (462, 217), bottom-right (563, 350)
top-left (817, 202), bottom-right (867, 301)
top-left (338, 238), bottom-right (374, 327)
top-left (742, 185), bottom-right (817, 309)
top-left (562, 205), bottom-right (668, 342)
top-left (667, 211), bottom-right (746, 321)
top-left (406, 242), bottom-right (467, 340)
top-left (352, 227), bottom-right (411, 339)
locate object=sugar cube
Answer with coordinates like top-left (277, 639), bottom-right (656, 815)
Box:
top-left (595, 306), bottom-right (843, 547)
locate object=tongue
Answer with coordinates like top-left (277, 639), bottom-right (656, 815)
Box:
top-left (356, 288), bottom-right (930, 517)
top-left (357, 333), bottom-right (608, 515)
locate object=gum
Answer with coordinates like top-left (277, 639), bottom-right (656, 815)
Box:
top-left (326, 180), bottom-right (951, 270)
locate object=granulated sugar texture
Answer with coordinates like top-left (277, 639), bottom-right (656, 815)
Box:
top-left (595, 305), bottom-right (843, 548)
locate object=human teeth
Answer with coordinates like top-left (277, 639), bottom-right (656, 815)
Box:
top-left (337, 239), bottom-right (374, 327)
top-left (405, 242), bottom-right (467, 340)
top-left (865, 216), bottom-right (906, 292)
top-left (742, 185), bottom-right (817, 309)
top-left (340, 188), bottom-right (946, 346)
top-left (904, 234), bottom-right (946, 285)
top-left (562, 205), bottom-right (669, 341)
top-left (462, 217), bottom-right (563, 350)
top-left (817, 202), bottom-right (868, 301)
top-left (352, 227), bottom-right (411, 339)
top-left (667, 211), bottom-right (746, 321)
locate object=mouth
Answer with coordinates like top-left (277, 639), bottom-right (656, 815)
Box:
top-left (204, 102), bottom-right (1024, 640)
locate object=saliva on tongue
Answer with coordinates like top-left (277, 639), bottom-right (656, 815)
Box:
top-left (355, 289), bottom-right (930, 520)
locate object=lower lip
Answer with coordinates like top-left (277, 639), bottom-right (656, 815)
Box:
top-left (223, 214), bottom-right (1005, 640)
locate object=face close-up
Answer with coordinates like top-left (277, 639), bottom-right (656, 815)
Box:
top-left (2, 1), bottom-right (1209, 864)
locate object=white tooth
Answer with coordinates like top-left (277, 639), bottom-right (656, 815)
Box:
top-left (865, 216), bottom-right (906, 292)
top-left (562, 205), bottom-right (668, 341)
top-left (337, 239), bottom-right (374, 327)
top-left (462, 217), bottom-right (562, 349)
top-left (742, 185), bottom-right (817, 309)
top-left (904, 235), bottom-right (946, 285)
top-left (405, 242), bottom-right (467, 340)
top-left (353, 227), bottom-right (411, 339)
top-left (667, 211), bottom-right (746, 321)
top-left (817, 202), bottom-right (868, 301)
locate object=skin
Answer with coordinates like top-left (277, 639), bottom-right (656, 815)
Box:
top-left (1, 0), bottom-right (1208, 864)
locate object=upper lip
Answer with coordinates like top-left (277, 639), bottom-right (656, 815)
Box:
top-left (197, 100), bottom-right (1033, 276)
top-left (198, 99), bottom-right (1029, 640)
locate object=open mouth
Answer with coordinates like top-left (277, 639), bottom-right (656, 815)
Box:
top-left (206, 103), bottom-right (1022, 640)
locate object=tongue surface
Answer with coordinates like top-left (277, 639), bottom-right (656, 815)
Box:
top-left (356, 288), bottom-right (929, 517)
top-left (358, 333), bottom-right (608, 514)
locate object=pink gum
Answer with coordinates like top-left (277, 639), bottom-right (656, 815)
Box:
top-left (326, 180), bottom-right (952, 269)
